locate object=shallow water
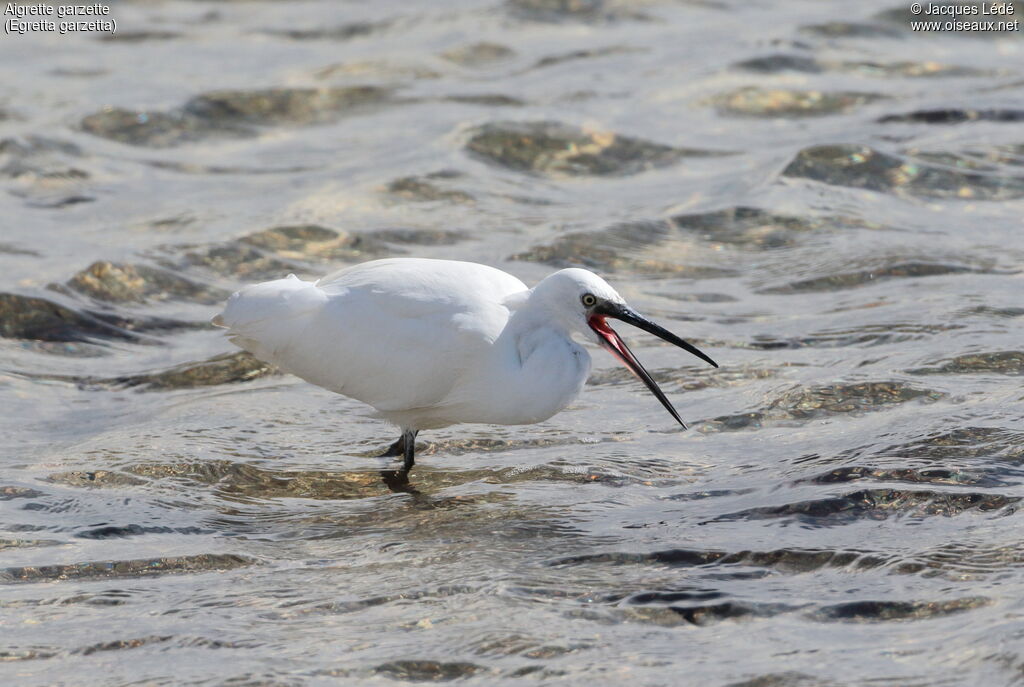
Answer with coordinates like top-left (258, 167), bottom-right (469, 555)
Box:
top-left (2, 1), bottom-right (1023, 684)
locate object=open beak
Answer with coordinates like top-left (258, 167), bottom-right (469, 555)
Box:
top-left (588, 302), bottom-right (718, 429)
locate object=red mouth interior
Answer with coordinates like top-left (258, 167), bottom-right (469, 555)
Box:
top-left (588, 315), bottom-right (636, 376)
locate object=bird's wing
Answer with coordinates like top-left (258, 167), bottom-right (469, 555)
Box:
top-left (217, 259), bottom-right (527, 413)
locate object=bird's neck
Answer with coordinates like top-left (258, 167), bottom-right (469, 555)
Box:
top-left (466, 291), bottom-right (589, 425)
top-left (501, 294), bottom-right (575, 366)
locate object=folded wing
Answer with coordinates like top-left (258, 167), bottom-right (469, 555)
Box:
top-left (214, 259), bottom-right (527, 414)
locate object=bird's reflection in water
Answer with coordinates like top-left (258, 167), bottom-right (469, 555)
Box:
top-left (379, 468), bottom-right (419, 494)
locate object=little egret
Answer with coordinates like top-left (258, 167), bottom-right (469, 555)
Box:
top-left (213, 258), bottom-right (717, 475)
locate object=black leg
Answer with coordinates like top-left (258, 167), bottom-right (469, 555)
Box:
top-left (402, 429), bottom-right (417, 473)
top-left (378, 429), bottom-right (418, 464)
top-left (379, 429), bottom-right (419, 493)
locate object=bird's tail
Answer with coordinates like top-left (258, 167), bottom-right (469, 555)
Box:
top-left (213, 274), bottom-right (326, 365)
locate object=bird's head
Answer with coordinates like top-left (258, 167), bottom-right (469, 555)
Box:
top-left (531, 268), bottom-right (718, 428)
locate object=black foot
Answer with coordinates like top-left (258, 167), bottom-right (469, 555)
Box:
top-left (378, 429), bottom-right (418, 464)
top-left (380, 436), bottom-right (405, 458)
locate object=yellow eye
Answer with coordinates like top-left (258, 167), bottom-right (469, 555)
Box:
top-left (581, 293), bottom-right (597, 307)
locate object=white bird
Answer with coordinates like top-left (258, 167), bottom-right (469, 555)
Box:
top-left (213, 258), bottom-right (717, 475)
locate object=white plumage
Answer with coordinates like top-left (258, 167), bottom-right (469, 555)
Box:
top-left (214, 258), bottom-right (717, 474)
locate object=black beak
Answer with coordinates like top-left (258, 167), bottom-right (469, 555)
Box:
top-left (589, 302), bottom-right (718, 429)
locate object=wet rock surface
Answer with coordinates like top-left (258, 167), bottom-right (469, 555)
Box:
top-left (80, 107), bottom-right (251, 147)
top-left (171, 225), bottom-right (397, 279)
top-left (81, 86), bottom-right (394, 147)
top-left (465, 121), bottom-right (714, 177)
top-left (879, 108), bottom-right (1024, 124)
top-left (908, 351), bottom-right (1024, 376)
top-left (313, 60), bottom-right (441, 83)
top-left (701, 382), bottom-right (943, 432)
top-left (759, 261), bottom-right (989, 294)
top-left (441, 42), bottom-right (516, 66)
top-left (61, 261), bottom-right (227, 305)
top-left (783, 144), bottom-right (1024, 199)
top-left (712, 87), bottom-right (886, 118)
top-left (734, 55), bottom-right (989, 78)
top-left (511, 220), bottom-right (736, 275)
top-left (0, 293), bottom-right (162, 343)
top-left (512, 207), bottom-right (868, 273)
top-left (767, 382), bottom-right (942, 419)
top-left (183, 86), bottom-right (394, 126)
top-left (264, 21), bottom-right (387, 41)
top-left (86, 352), bottom-right (278, 391)
top-left (718, 489), bottom-right (1018, 524)
top-left (385, 176), bottom-right (475, 204)
top-left (1, 554), bottom-right (254, 583)
top-left (238, 224), bottom-right (388, 261)
top-left (669, 206), bottom-right (872, 250)
top-left (505, 0), bottom-right (642, 23)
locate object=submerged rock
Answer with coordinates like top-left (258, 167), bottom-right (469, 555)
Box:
top-left (812, 597), bottom-right (990, 622)
top-left (171, 225), bottom-right (397, 279)
top-left (239, 224), bottom-right (388, 261)
top-left (1, 553), bottom-right (254, 583)
top-left (373, 227), bottom-right (469, 245)
top-left (513, 208), bottom-right (839, 273)
top-left (96, 352), bottom-right (278, 391)
top-left (506, 0), bottom-right (647, 22)
top-left (733, 54), bottom-right (824, 73)
top-left (720, 489), bottom-right (1017, 523)
top-left (59, 459), bottom-right (395, 500)
top-left (62, 261), bottom-right (227, 304)
top-left (80, 107), bottom-right (250, 147)
top-left (799, 465), bottom-right (992, 488)
top-left (530, 46), bottom-right (635, 70)
top-left (799, 21), bottom-right (902, 38)
top-left (385, 176), bottom-right (474, 204)
top-left (511, 220), bottom-right (735, 276)
top-left (507, 0), bottom-right (606, 21)
top-left (782, 144), bottom-right (1024, 200)
top-left (913, 146), bottom-right (1024, 173)
top-left (712, 87), bottom-right (885, 117)
top-left (885, 427), bottom-right (1024, 463)
top-left (265, 21), bottom-right (385, 41)
top-left (734, 55), bottom-right (988, 78)
top-left (0, 136), bottom-right (86, 178)
top-left (669, 206), bottom-right (864, 250)
top-left (443, 94), bottom-right (524, 107)
top-left (98, 30), bottom-right (179, 43)
top-left (908, 351), bottom-right (1024, 376)
top-left (700, 381), bottom-right (947, 433)
top-left (1, 486), bottom-right (45, 500)
top-left (0, 293), bottom-right (140, 342)
top-left (879, 109), bottom-right (1024, 124)
top-left (46, 470), bottom-right (149, 487)
top-left (745, 322), bottom-right (964, 350)
top-left (441, 42), bottom-right (516, 66)
top-left (180, 243), bottom-right (298, 280)
top-left (1, 136), bottom-right (94, 208)
top-left (0, 240), bottom-right (37, 253)
top-left (375, 661), bottom-right (483, 682)
top-left (465, 121), bottom-right (710, 177)
top-left (768, 381), bottom-right (941, 419)
top-left (760, 261), bottom-right (984, 294)
top-left (82, 87), bottom-right (394, 147)
top-left (314, 60), bottom-right (440, 82)
top-left (183, 86), bottom-right (392, 126)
